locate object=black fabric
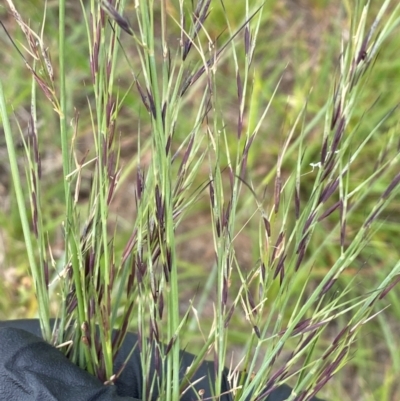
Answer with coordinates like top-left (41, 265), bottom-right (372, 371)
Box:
top-left (0, 326), bottom-right (135, 401)
top-left (0, 320), bottom-right (324, 401)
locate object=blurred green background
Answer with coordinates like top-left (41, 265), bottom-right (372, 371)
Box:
top-left (1, 1), bottom-right (400, 400)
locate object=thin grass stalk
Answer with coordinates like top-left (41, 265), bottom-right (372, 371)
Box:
top-left (57, 0), bottom-right (71, 269)
top-left (58, 0), bottom-right (95, 372)
top-left (0, 80), bottom-right (51, 340)
top-left (56, 0), bottom-right (82, 361)
top-left (207, 3), bottom-right (266, 390)
top-left (25, 66), bottom-right (54, 341)
top-left (93, 27), bottom-right (114, 387)
top-left (136, 1), bottom-right (181, 399)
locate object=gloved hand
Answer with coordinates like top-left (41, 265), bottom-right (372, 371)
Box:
top-left (0, 325), bottom-right (135, 401)
top-left (0, 320), bottom-right (324, 401)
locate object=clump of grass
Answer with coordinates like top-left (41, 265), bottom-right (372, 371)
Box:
top-left (1, 0), bottom-right (400, 400)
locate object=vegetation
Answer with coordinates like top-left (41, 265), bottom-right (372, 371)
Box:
top-left (1, 0), bottom-right (400, 400)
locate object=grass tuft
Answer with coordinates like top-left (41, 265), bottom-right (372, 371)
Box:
top-left (1, 0), bottom-right (400, 399)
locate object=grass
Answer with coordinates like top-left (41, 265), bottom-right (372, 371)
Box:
top-left (1, 0), bottom-right (400, 400)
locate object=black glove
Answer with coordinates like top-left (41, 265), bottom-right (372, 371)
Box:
top-left (0, 325), bottom-right (135, 401)
top-left (0, 320), bottom-right (324, 401)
